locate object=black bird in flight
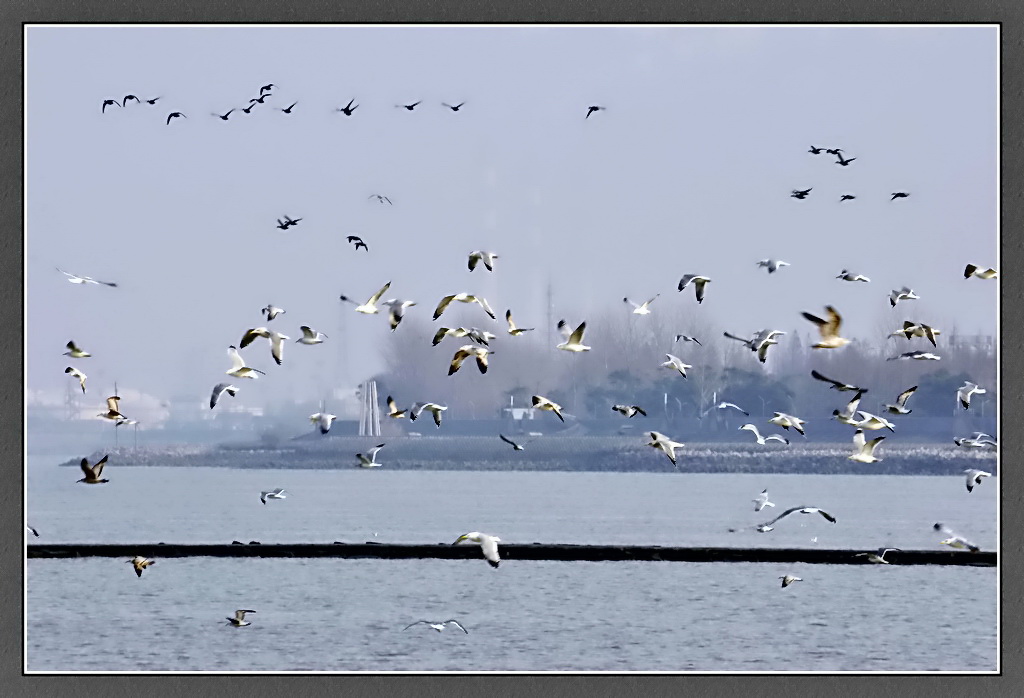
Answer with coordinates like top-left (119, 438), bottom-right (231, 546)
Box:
top-left (839, 194), bottom-right (856, 202)
top-left (891, 192), bottom-right (910, 200)
top-left (275, 219), bottom-right (291, 230)
top-left (586, 105), bottom-right (605, 118)
top-left (808, 145), bottom-right (825, 154)
top-left (145, 96), bottom-right (161, 105)
top-left (347, 235), bottom-right (369, 251)
top-left (242, 103), bottom-right (257, 114)
top-left (259, 83), bottom-right (274, 95)
top-left (337, 99), bottom-right (358, 116)
top-left (835, 153), bottom-right (856, 166)
top-left (212, 109), bottom-right (235, 121)
top-left (249, 94), bottom-right (270, 104)
top-left (790, 188), bottom-right (812, 199)
top-left (166, 112), bottom-right (187, 125)
top-left (101, 99), bottom-right (120, 113)
top-left (825, 148), bottom-right (844, 155)
top-left (279, 102), bottom-right (297, 114)
top-left (369, 194), bottom-right (392, 205)
top-left (397, 101), bottom-right (421, 111)
top-left (122, 95), bottom-right (140, 107)
top-left (442, 102), bottom-right (465, 111)
top-left (282, 215), bottom-right (302, 227)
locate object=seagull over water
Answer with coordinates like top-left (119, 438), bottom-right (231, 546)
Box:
top-left (532, 395), bottom-right (565, 422)
top-left (779, 575), bottom-right (803, 588)
top-left (934, 523), bottom-right (980, 552)
top-left (768, 412), bottom-right (806, 436)
top-left (661, 354), bottom-right (692, 378)
top-left (260, 488), bottom-right (286, 504)
top-left (890, 321), bottom-right (940, 346)
top-left (499, 433), bottom-right (527, 451)
top-left (856, 548), bottom-right (900, 564)
top-left (753, 489), bottom-right (775, 512)
top-left (226, 610), bottom-right (256, 627)
top-left (849, 429), bottom-right (886, 463)
top-left (97, 395), bottom-right (124, 422)
top-left (757, 506), bottom-right (836, 532)
top-left (126, 556), bottom-right (155, 578)
top-left (887, 350), bottom-right (941, 362)
top-left (963, 469), bottom-right (991, 493)
top-left (410, 402), bottom-right (448, 427)
top-left (356, 444), bottom-right (386, 468)
top-left (612, 404), bottom-right (647, 418)
top-left (226, 346), bottom-right (265, 379)
top-left (957, 382), bottom-right (986, 410)
top-left (386, 396), bottom-right (407, 419)
top-left (453, 531), bottom-right (502, 567)
top-left (883, 386), bottom-right (917, 415)
top-left (77, 455), bottom-right (110, 484)
top-left (674, 334), bottom-right (702, 346)
top-left (309, 412), bottom-right (338, 434)
top-left (647, 431), bottom-right (685, 466)
top-left (739, 424), bottom-right (789, 445)
top-left (404, 619), bottom-right (469, 633)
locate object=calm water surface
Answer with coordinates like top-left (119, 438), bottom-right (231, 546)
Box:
top-left (26, 458), bottom-right (997, 671)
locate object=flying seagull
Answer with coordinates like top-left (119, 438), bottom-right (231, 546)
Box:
top-left (468, 251), bottom-right (498, 272)
top-left (260, 488), bottom-right (286, 504)
top-left (674, 334), bottom-right (702, 346)
top-left (382, 299), bottom-right (417, 331)
top-left (723, 329), bottom-right (786, 363)
top-left (226, 346), bottom-right (266, 379)
top-left (836, 269), bottom-right (869, 282)
top-left (239, 327), bottom-right (290, 365)
top-left (849, 429), bottom-right (885, 463)
top-left (790, 188), bottom-right (812, 199)
top-left (166, 111), bottom-right (186, 124)
top-left (337, 99), bottom-right (358, 116)
top-left (309, 412), bottom-right (338, 434)
top-left (226, 610), bottom-right (256, 627)
top-left (505, 309), bottom-right (535, 336)
top-left (889, 287), bottom-right (920, 307)
top-left (296, 326), bottom-right (328, 345)
top-left (65, 366), bottom-right (87, 393)
top-left (386, 396), bottom-right (407, 419)
top-left (954, 432), bottom-right (997, 449)
top-left (933, 523), bottom-right (980, 552)
top-left (757, 259), bottom-right (790, 274)
top-left (64, 341), bottom-right (91, 358)
top-left (808, 146), bottom-right (825, 154)
top-left (585, 105), bottom-right (605, 118)
top-left (956, 382), bottom-right (986, 410)
top-left (850, 411), bottom-right (896, 432)
top-left (739, 424), bottom-right (789, 445)
top-left (145, 97), bottom-right (161, 105)
top-left (346, 235), bottom-right (369, 251)
top-left (368, 194), bottom-right (391, 204)
top-left (404, 619), bottom-right (469, 633)
top-left (249, 94), bottom-right (270, 104)
top-left (77, 455), bottom-right (110, 484)
top-left (259, 83), bottom-right (274, 94)
top-left (883, 386), bottom-right (917, 415)
top-left (442, 102), bottom-right (466, 112)
top-left (753, 489), bottom-right (775, 512)
top-left (410, 402), bottom-right (447, 428)
top-left (340, 281), bottom-right (392, 314)
top-left (262, 304), bottom-right (286, 321)
top-left (779, 575), bottom-right (803, 588)
top-left (57, 267), bottom-right (117, 287)
top-left (612, 404), bottom-right (647, 418)
top-left (532, 395), bottom-right (565, 422)
top-left (623, 295), bottom-right (660, 315)
top-left (126, 556), bottom-right (155, 578)
top-left (963, 469), bottom-right (991, 493)
top-left (768, 412), bottom-right (806, 436)
top-left (811, 370), bottom-right (866, 392)
top-left (715, 402), bottom-right (749, 416)
top-left (661, 354), bottom-right (692, 378)
top-left (556, 320), bottom-right (591, 352)
top-left (757, 506), bottom-right (836, 532)
top-left (887, 350), bottom-right (941, 361)
top-left (890, 321), bottom-right (940, 346)
top-left (433, 293), bottom-right (497, 321)
top-left (210, 383), bottom-right (238, 409)
top-left (856, 548), bottom-right (901, 564)
top-left (677, 275), bottom-right (711, 304)
top-left (803, 306), bottom-right (851, 349)
top-left (453, 531), bottom-right (501, 567)
top-left (97, 395), bottom-right (124, 422)
top-left (832, 390), bottom-right (867, 426)
top-left (964, 264), bottom-right (997, 280)
top-left (448, 345), bottom-right (492, 375)
top-left (647, 431), bottom-right (685, 466)
top-left (432, 327), bottom-right (472, 346)
top-left (27, 526), bottom-right (39, 537)
top-left (499, 434), bottom-right (527, 451)
top-left (356, 444), bottom-right (386, 468)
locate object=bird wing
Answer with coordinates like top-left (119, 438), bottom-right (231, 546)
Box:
top-left (367, 444), bottom-right (385, 461)
top-left (810, 370), bottom-right (842, 388)
top-left (240, 328), bottom-right (270, 348)
top-left (80, 458), bottom-right (95, 478)
top-left (468, 253), bottom-right (480, 271)
top-left (475, 295), bottom-right (496, 319)
top-left (445, 620), bottom-right (469, 633)
top-left (300, 326), bottom-right (316, 340)
top-left (366, 282), bottom-right (391, 307)
top-left (106, 396), bottom-right (120, 412)
top-left (505, 309), bottom-right (516, 331)
top-left (269, 334), bottom-right (286, 364)
top-left (499, 434), bottom-right (520, 448)
top-left (210, 383), bottom-right (229, 409)
top-left (567, 322), bottom-right (587, 345)
top-left (480, 536), bottom-right (500, 563)
top-left (823, 307), bottom-right (842, 337)
top-left (896, 386), bottom-right (917, 407)
top-left (761, 506), bottom-right (805, 527)
top-left (228, 346), bottom-right (246, 370)
top-left (433, 295), bottom-right (456, 320)
top-left (93, 455), bottom-right (108, 477)
top-left (403, 621), bottom-right (429, 631)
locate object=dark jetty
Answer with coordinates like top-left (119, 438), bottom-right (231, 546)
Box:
top-left (27, 543), bottom-right (994, 566)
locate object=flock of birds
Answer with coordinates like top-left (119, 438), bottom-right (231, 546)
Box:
top-left (41, 94), bottom-right (998, 637)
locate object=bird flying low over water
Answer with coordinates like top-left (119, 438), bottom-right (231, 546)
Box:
top-left (433, 293), bottom-right (497, 321)
top-left (341, 281), bottom-right (392, 314)
top-left (779, 575), bottom-right (803, 588)
top-left (296, 326), bottom-right (328, 345)
top-left (210, 383), bottom-right (238, 409)
top-left (585, 105), bottom-right (605, 118)
top-left (448, 345), bottom-right (492, 375)
top-left (832, 391), bottom-right (867, 426)
top-left (661, 354), bottom-right (692, 378)
top-left (836, 269), bottom-right (869, 282)
top-left (768, 412), bottom-right (805, 436)
top-left (849, 429), bottom-right (885, 463)
top-left (64, 341), bottom-right (91, 358)
top-left (65, 367), bottom-right (87, 393)
top-left (453, 531), bottom-right (501, 568)
top-left (226, 610), bottom-right (256, 627)
top-left (386, 396), bottom-right (407, 419)
top-left (532, 395), bottom-right (565, 422)
top-left (849, 411), bottom-right (895, 433)
top-left (964, 264), bottom-right (997, 280)
top-left (757, 506), bottom-right (836, 532)
top-left (954, 432), bottom-right (997, 449)
top-left (404, 619), bottom-right (469, 633)
top-left (309, 412), bottom-right (338, 434)
top-left (623, 295), bottom-right (660, 315)
top-left (226, 346), bottom-right (265, 379)
top-left (556, 320), bottom-right (591, 352)
top-left (57, 267), bottom-right (117, 287)
top-left (856, 548), bottom-right (901, 564)
top-left (811, 370), bottom-right (866, 393)
top-left (883, 386), bottom-right (917, 415)
top-left (499, 433), bottom-right (527, 451)
top-left (347, 235), bottom-right (369, 251)
top-left (739, 424), bottom-right (789, 446)
top-left (505, 309), bottom-right (534, 336)
top-left (357, 444), bottom-right (386, 468)
top-left (963, 469), bottom-right (991, 493)
top-left (889, 287), bottom-right (920, 307)
top-left (802, 306), bottom-right (851, 349)
top-left (677, 275), bottom-right (711, 303)
top-left (753, 489), bottom-right (775, 512)
top-left (260, 488), bottom-right (286, 504)
top-left (126, 556), bottom-right (155, 578)
top-left (612, 404), bottom-right (647, 418)
top-left (261, 304), bottom-right (285, 321)
top-left (77, 455), bottom-right (110, 484)
top-left (934, 523), bottom-right (980, 552)
top-left (468, 250), bottom-right (498, 272)
top-left (887, 350), bottom-right (941, 361)
top-left (956, 382), bottom-right (986, 410)
top-left (647, 431), bottom-right (685, 466)
top-left (410, 402), bottom-right (447, 428)
top-left (757, 259), bottom-right (790, 274)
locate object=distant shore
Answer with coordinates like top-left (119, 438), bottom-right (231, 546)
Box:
top-left (50, 435), bottom-right (996, 475)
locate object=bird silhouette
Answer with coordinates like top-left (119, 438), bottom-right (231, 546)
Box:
top-left (101, 99), bottom-right (120, 113)
top-left (259, 83), bottom-right (274, 94)
top-left (442, 102), bottom-right (465, 111)
top-left (347, 235), bottom-right (369, 251)
top-left (249, 94), bottom-right (270, 104)
top-left (212, 109), bottom-right (235, 121)
top-left (166, 112), bottom-right (186, 124)
top-left (397, 101), bottom-right (421, 111)
top-left (144, 96), bottom-right (161, 105)
top-left (839, 194), bottom-right (856, 202)
top-left (891, 192), bottom-right (910, 200)
top-left (586, 105), bottom-right (606, 118)
top-left (279, 102), bottom-right (297, 114)
top-left (122, 95), bottom-right (140, 107)
top-left (337, 99), bottom-right (358, 115)
top-left (835, 154), bottom-right (856, 166)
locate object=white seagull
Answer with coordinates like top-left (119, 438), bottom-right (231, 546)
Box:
top-left (468, 251), bottom-right (498, 272)
top-left (612, 404), bottom-right (647, 418)
top-left (432, 326), bottom-right (473, 346)
top-left (887, 350), bottom-right (941, 361)
top-left (674, 334), bottom-right (702, 346)
top-left (677, 275), bottom-right (711, 304)
top-left (836, 269), bottom-right (870, 282)
top-left (779, 575), bottom-right (802, 588)
top-left (226, 346), bottom-right (265, 379)
top-left (848, 429), bottom-right (885, 463)
top-left (382, 299), bottom-right (417, 331)
top-left (210, 383), bottom-right (238, 409)
top-left (410, 402), bottom-right (447, 428)
top-left (758, 506), bottom-right (836, 532)
top-left (97, 395), bottom-right (124, 422)
top-left (889, 286), bottom-right (920, 307)
top-left (716, 402), bottom-right (749, 416)
top-left (890, 321), bottom-right (941, 346)
top-left (57, 267), bottom-right (118, 287)
top-left (739, 424), bottom-right (789, 445)
top-left (240, 327), bottom-right (290, 365)
top-left (832, 390), bottom-right (867, 425)
top-left (433, 293), bottom-right (496, 321)
top-left (403, 619), bottom-right (469, 634)
top-left (356, 444), bottom-right (386, 468)
top-left (661, 354), bottom-right (692, 378)
top-left (884, 386), bottom-right (917, 415)
top-left (261, 304), bottom-right (286, 321)
top-left (954, 432), bottom-right (997, 449)
top-left (226, 610), bottom-right (256, 627)
top-left (386, 396), bottom-right (407, 419)
top-left (849, 411), bottom-right (896, 432)
top-left (623, 295), bottom-right (660, 315)
top-left (532, 395), bottom-right (565, 422)
top-left (309, 412), bottom-right (338, 434)
top-left (753, 489), bottom-right (775, 512)
top-left (63, 341), bottom-right (91, 358)
top-left (964, 264), bottom-right (997, 280)
top-left (453, 531), bottom-right (501, 568)
top-left (934, 523), bottom-right (980, 552)
top-left (856, 548), bottom-right (900, 564)
top-left (768, 412), bottom-right (806, 436)
top-left (956, 382), bottom-right (986, 410)
top-left (448, 345), bottom-right (492, 375)
top-left (126, 556), bottom-right (156, 578)
top-left (65, 366), bottom-right (87, 393)
top-left (963, 469), bottom-right (991, 493)
top-left (647, 431), bottom-right (685, 466)
top-left (757, 259), bottom-right (790, 274)
top-left (340, 281), bottom-right (392, 314)
top-left (505, 309), bottom-right (535, 336)
top-left (802, 306), bottom-right (851, 349)
top-left (556, 320), bottom-right (591, 352)
top-left (296, 326), bottom-right (328, 345)
top-left (260, 488), bottom-right (286, 504)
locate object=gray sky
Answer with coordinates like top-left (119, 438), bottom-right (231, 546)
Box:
top-left (27, 25), bottom-right (998, 414)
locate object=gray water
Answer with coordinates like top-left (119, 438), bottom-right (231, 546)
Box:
top-left (26, 458), bottom-right (997, 672)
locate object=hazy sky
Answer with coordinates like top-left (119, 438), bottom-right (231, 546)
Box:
top-left (26, 25), bottom-right (998, 414)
